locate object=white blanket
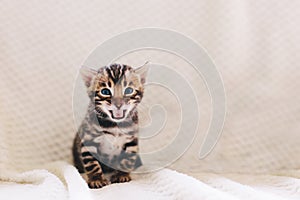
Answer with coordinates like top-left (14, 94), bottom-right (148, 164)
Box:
top-left (1, 162), bottom-right (300, 200)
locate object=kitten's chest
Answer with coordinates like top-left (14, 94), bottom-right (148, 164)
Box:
top-left (81, 118), bottom-right (139, 156)
top-left (93, 133), bottom-right (134, 157)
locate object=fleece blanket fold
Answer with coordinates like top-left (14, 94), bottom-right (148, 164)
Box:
top-left (1, 162), bottom-right (300, 200)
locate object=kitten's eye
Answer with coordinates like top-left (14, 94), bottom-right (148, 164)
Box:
top-left (101, 88), bottom-right (111, 96)
top-left (124, 87), bottom-right (134, 95)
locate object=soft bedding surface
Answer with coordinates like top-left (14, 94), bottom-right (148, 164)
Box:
top-left (1, 162), bottom-right (300, 200)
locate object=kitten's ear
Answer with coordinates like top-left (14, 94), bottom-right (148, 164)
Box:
top-left (80, 66), bottom-right (97, 87)
top-left (135, 61), bottom-right (150, 84)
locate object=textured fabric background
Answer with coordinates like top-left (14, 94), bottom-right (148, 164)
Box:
top-left (0, 0), bottom-right (299, 174)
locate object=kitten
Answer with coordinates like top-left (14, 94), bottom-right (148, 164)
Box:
top-left (72, 63), bottom-right (148, 189)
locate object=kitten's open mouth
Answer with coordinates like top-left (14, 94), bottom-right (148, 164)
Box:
top-left (109, 109), bottom-right (126, 119)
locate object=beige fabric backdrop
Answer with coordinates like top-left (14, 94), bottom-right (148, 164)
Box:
top-left (0, 0), bottom-right (299, 174)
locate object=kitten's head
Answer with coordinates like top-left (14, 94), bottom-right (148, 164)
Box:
top-left (81, 63), bottom-right (149, 122)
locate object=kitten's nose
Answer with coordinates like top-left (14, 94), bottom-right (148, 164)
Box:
top-left (115, 104), bottom-right (122, 109)
top-left (113, 98), bottom-right (124, 109)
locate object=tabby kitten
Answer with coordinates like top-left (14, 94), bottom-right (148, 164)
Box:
top-left (73, 63), bottom-right (148, 189)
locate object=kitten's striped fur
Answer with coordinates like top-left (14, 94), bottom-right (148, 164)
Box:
top-left (73, 63), bottom-right (148, 189)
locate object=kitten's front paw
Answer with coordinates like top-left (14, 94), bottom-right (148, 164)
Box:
top-left (111, 172), bottom-right (131, 183)
top-left (88, 178), bottom-right (110, 189)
